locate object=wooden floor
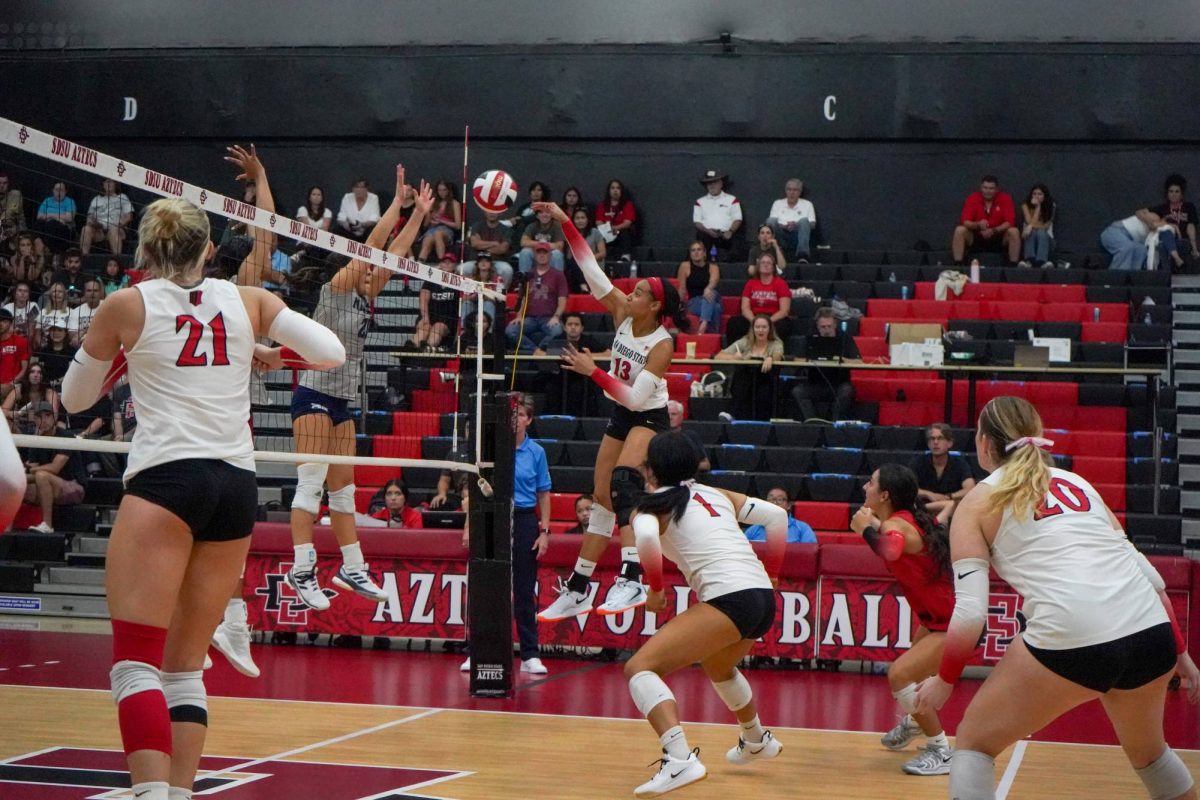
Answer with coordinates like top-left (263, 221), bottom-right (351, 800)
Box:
top-left (3, 685), bottom-right (1197, 799)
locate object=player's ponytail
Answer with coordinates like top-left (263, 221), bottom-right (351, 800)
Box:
top-left (877, 463), bottom-right (951, 577)
top-left (979, 396), bottom-right (1052, 521)
top-left (658, 280), bottom-right (690, 333)
top-left (634, 430), bottom-right (701, 524)
top-left (137, 199), bottom-right (211, 282)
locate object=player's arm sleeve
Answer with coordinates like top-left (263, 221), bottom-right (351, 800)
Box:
top-left (861, 524), bottom-right (906, 562)
top-left (632, 513), bottom-right (665, 591)
top-left (737, 498), bottom-right (787, 580)
top-left (268, 308), bottom-right (346, 371)
top-left (61, 348), bottom-right (126, 413)
top-left (563, 221), bottom-right (614, 301)
top-left (937, 558), bottom-right (989, 683)
top-left (588, 368), bottom-right (659, 411)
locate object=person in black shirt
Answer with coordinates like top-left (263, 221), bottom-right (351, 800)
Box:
top-left (907, 423), bottom-right (975, 522)
top-left (21, 401), bottom-right (86, 532)
top-left (1154, 173), bottom-right (1200, 270)
top-left (667, 400), bottom-right (711, 473)
top-left (36, 323), bottom-right (76, 388)
top-left (791, 307), bottom-right (861, 422)
top-left (535, 312), bottom-right (608, 414)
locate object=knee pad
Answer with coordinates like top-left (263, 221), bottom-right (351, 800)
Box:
top-left (327, 483), bottom-right (356, 515)
top-left (162, 670), bottom-right (208, 727)
top-left (712, 669), bottom-right (753, 712)
top-left (291, 462), bottom-right (328, 515)
top-left (110, 656), bottom-right (171, 756)
top-left (610, 466), bottom-right (646, 528)
top-left (948, 749), bottom-right (995, 800)
top-left (585, 505), bottom-right (617, 537)
top-left (1137, 748), bottom-right (1194, 800)
top-left (628, 669), bottom-right (675, 717)
top-left (892, 682), bottom-right (918, 714)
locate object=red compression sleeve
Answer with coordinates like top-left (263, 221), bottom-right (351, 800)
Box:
top-left (938, 623), bottom-right (983, 684)
top-left (862, 525), bottom-right (905, 561)
top-left (279, 347), bottom-right (316, 369)
top-left (589, 366), bottom-right (633, 407)
top-left (100, 350), bottom-right (127, 396)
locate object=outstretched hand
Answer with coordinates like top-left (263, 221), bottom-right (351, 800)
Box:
top-left (224, 144), bottom-right (264, 183)
top-left (414, 180), bottom-right (434, 215)
top-left (394, 164), bottom-right (406, 200)
top-left (532, 201), bottom-right (569, 224)
top-left (560, 343), bottom-right (598, 376)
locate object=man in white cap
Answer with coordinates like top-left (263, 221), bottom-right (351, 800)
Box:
top-left (693, 169), bottom-right (743, 258)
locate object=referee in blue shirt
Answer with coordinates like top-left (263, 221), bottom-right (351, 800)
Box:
top-left (512, 393), bottom-right (552, 674)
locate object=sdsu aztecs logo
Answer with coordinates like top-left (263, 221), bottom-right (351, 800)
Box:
top-left (472, 169), bottom-right (518, 214)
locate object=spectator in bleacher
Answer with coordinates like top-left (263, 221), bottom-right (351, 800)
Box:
top-left (564, 207), bottom-right (606, 293)
top-left (3, 363), bottom-right (58, 433)
top-left (518, 206), bottom-right (566, 274)
top-left (596, 179), bottom-right (637, 261)
top-left (766, 178), bottom-right (817, 263)
top-left (21, 400), bottom-right (86, 533)
top-left (0, 307), bottom-right (30, 402)
top-left (34, 181), bottom-right (76, 255)
top-left (67, 384), bottom-right (112, 440)
top-left (534, 311), bottom-right (605, 414)
top-left (746, 223), bottom-right (788, 276)
top-left (677, 241), bottom-right (721, 335)
top-left (411, 253), bottom-right (461, 353)
top-left (67, 279), bottom-right (102, 347)
top-left (667, 400), bottom-right (711, 473)
top-left (744, 486), bottom-right (817, 544)
top-left (371, 479), bottom-right (424, 528)
top-left (565, 493), bottom-right (593, 534)
top-left (296, 185), bottom-right (333, 232)
top-left (506, 242), bottom-right (568, 353)
top-left (260, 233), bottom-right (292, 295)
top-left (1018, 184), bottom-right (1056, 269)
top-left (951, 175), bottom-right (1020, 267)
top-left (509, 180), bottom-right (549, 229)
top-left (336, 177), bottom-right (381, 242)
top-left (727, 251), bottom-right (792, 344)
top-left (693, 169), bottom-right (743, 258)
top-left (461, 253), bottom-right (505, 327)
top-left (99, 257), bottom-right (129, 296)
top-left (716, 314), bottom-right (783, 422)
top-left (1154, 173), bottom-right (1199, 270)
top-left (0, 172), bottom-right (26, 231)
top-left (111, 374), bottom-right (135, 442)
top-left (464, 212), bottom-right (515, 287)
top-left (7, 233), bottom-right (45, 289)
top-left (38, 283), bottom-right (71, 344)
top-left (909, 423), bottom-right (975, 521)
top-left (1099, 207), bottom-right (1178, 271)
top-left (561, 187), bottom-right (585, 221)
top-left (80, 179), bottom-right (132, 256)
top-left (536, 311), bottom-right (605, 356)
top-left (35, 322), bottom-right (74, 388)
top-left (217, 181), bottom-right (257, 248)
top-left (416, 180), bottom-right (462, 263)
top-left (3, 282), bottom-right (39, 345)
top-left (791, 307), bottom-right (859, 423)
top-left (51, 249), bottom-right (91, 299)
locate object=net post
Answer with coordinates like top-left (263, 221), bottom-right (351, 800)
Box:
top-left (467, 323), bottom-right (515, 697)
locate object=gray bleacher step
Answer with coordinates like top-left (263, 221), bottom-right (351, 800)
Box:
top-left (1178, 415), bottom-right (1200, 433)
top-left (76, 536), bottom-right (110, 555)
top-left (1178, 370), bottom-right (1200, 389)
top-left (1173, 275), bottom-right (1200, 289)
top-left (1181, 464), bottom-right (1200, 485)
top-left (45, 566), bottom-right (106, 586)
top-left (1179, 439), bottom-right (1200, 459)
top-left (1177, 351), bottom-right (1200, 366)
top-left (1184, 518), bottom-right (1200, 541)
top-left (1174, 330), bottom-right (1200, 345)
top-left (1178, 391), bottom-right (1200, 411)
top-left (11, 591), bottom-right (109, 617)
top-left (66, 552), bottom-right (105, 568)
top-left (257, 487), bottom-right (282, 504)
top-left (256, 461), bottom-right (297, 479)
top-left (1182, 490), bottom-right (1200, 510)
top-left (1176, 311), bottom-right (1200, 325)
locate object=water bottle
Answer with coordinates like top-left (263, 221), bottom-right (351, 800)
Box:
top-left (709, 245), bottom-right (718, 261)
top-left (840, 320), bottom-right (848, 333)
top-left (888, 271), bottom-right (897, 283)
top-left (1144, 310), bottom-right (1152, 325)
top-left (969, 259), bottom-right (981, 284)
top-left (1092, 307), bottom-right (1100, 323)
top-left (629, 259), bottom-right (638, 279)
top-left (901, 285), bottom-right (910, 300)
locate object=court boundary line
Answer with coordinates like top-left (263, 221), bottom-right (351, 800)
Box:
top-left (7, 684), bottom-right (1195, 754)
top-left (996, 738), bottom-right (1028, 799)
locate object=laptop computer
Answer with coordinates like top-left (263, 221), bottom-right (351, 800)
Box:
top-left (421, 510), bottom-right (467, 529)
top-left (805, 334), bottom-right (843, 362)
top-left (1013, 344), bottom-right (1050, 368)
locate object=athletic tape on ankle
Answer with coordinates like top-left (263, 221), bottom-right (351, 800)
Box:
top-left (327, 483), bottom-right (357, 515)
top-left (162, 670), bottom-right (208, 726)
top-left (892, 683), bottom-right (919, 714)
top-left (629, 670), bottom-right (675, 717)
top-left (1137, 748), bottom-right (1195, 800)
top-left (713, 669), bottom-right (753, 712)
top-left (0, 118), bottom-right (492, 298)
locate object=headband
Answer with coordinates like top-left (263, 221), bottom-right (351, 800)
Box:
top-left (646, 276), bottom-right (665, 304)
top-left (1004, 436), bottom-right (1054, 453)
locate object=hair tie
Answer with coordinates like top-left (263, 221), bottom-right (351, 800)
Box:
top-left (1005, 436), bottom-right (1054, 453)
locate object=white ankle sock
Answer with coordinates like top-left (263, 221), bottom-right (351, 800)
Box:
top-left (927, 731), bottom-right (949, 748)
top-left (293, 543), bottom-right (317, 571)
top-left (225, 599), bottom-right (248, 625)
top-left (660, 725), bottom-right (690, 761)
top-left (740, 714), bottom-right (766, 744)
top-left (621, 546), bottom-right (640, 563)
top-left (573, 557), bottom-right (597, 577)
top-left (340, 542), bottom-right (365, 567)
top-left (131, 782), bottom-right (169, 800)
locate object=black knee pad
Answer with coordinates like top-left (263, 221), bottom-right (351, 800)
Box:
top-left (610, 466), bottom-right (646, 527)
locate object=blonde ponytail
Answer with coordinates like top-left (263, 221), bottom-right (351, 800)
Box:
top-left (979, 396), bottom-right (1053, 521)
top-left (136, 199), bottom-right (210, 282)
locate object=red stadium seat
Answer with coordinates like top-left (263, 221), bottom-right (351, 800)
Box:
top-left (676, 333), bottom-right (722, 358)
top-left (566, 295), bottom-right (606, 313)
top-left (851, 377), bottom-right (891, 402)
top-left (612, 278), bottom-right (636, 293)
top-left (1093, 303), bottom-right (1128, 323)
top-left (550, 492), bottom-right (583, 521)
top-left (1038, 405), bottom-right (1076, 431)
top-left (878, 401), bottom-right (940, 426)
top-left (887, 377), bottom-right (945, 403)
top-left (1040, 285), bottom-right (1086, 304)
top-left (997, 285), bottom-right (1040, 303)
top-left (950, 300), bottom-right (981, 319)
top-left (1039, 303), bottom-right (1086, 323)
top-left (854, 337), bottom-right (890, 362)
top-left (909, 300), bottom-right (952, 321)
top-left (867, 299), bottom-right (912, 318)
top-left (664, 373), bottom-right (692, 417)
top-left (1071, 407), bottom-right (1125, 434)
top-left (816, 531), bottom-right (863, 546)
top-left (392, 412), bottom-right (441, 437)
top-left (1026, 382), bottom-right (1078, 408)
top-left (914, 282), bottom-right (937, 300)
top-left (411, 389), bottom-right (457, 414)
top-left (373, 435), bottom-right (422, 459)
top-left (355, 464), bottom-right (399, 488)
top-left (1072, 456), bottom-right (1126, 486)
top-left (961, 283), bottom-right (1002, 301)
top-left (1092, 483), bottom-right (1126, 511)
top-left (794, 501), bottom-right (849, 530)
top-left (355, 486), bottom-right (378, 514)
top-left (723, 296), bottom-right (742, 316)
top-left (984, 301), bottom-right (1041, 321)
top-left (858, 318), bottom-right (891, 338)
top-left (1080, 322), bottom-right (1127, 343)
top-left (549, 522), bottom-right (577, 534)
top-left (1071, 429), bottom-right (1125, 457)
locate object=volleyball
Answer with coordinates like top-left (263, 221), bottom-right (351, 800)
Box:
top-left (472, 169), bottom-right (518, 214)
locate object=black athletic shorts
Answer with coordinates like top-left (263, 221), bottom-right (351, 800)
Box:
top-left (605, 404), bottom-right (670, 441)
top-left (1025, 622), bottom-right (1177, 693)
top-left (707, 587), bottom-right (776, 640)
top-left (125, 458), bottom-right (259, 542)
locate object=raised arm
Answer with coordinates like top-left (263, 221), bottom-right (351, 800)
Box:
top-left (332, 165), bottom-right (414, 296)
top-left (224, 145), bottom-right (278, 288)
top-left (372, 179), bottom-right (434, 298)
top-left (535, 201), bottom-right (626, 318)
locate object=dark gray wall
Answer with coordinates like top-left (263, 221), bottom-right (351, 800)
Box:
top-left (4, 1), bottom-right (1200, 47)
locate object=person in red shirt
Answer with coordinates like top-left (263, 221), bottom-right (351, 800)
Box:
top-left (728, 251), bottom-right (792, 343)
top-left (595, 179), bottom-right (637, 261)
top-left (850, 464), bottom-right (958, 777)
top-left (0, 308), bottom-right (30, 403)
top-left (371, 479), bottom-right (424, 528)
top-left (952, 175), bottom-right (1020, 267)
